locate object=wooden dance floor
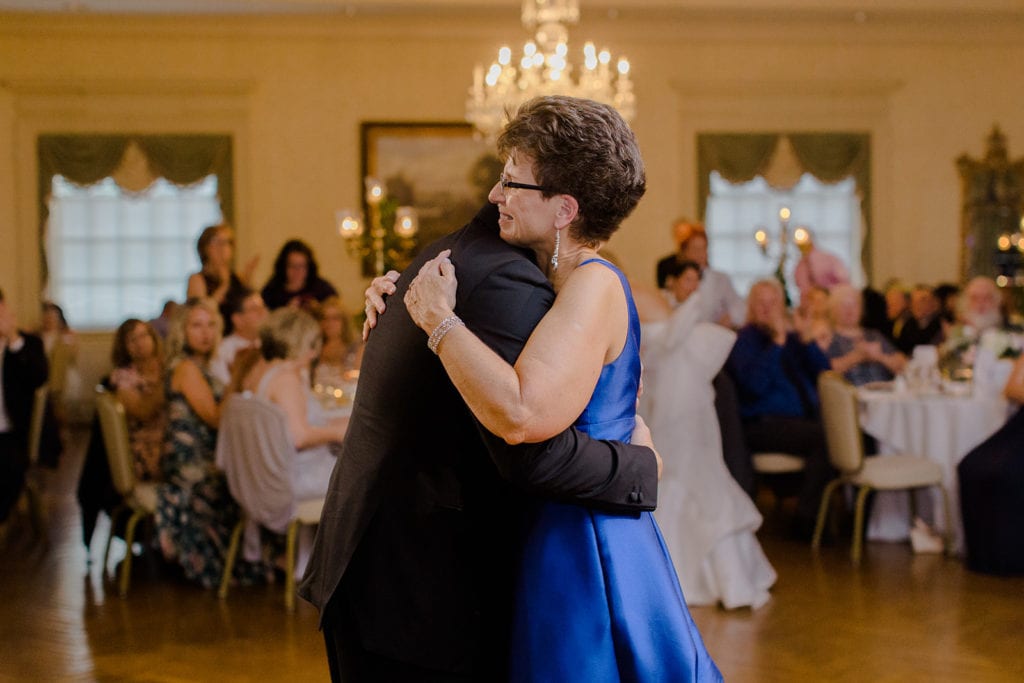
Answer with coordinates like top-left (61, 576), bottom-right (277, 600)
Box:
top-left (2, 428), bottom-right (1023, 682)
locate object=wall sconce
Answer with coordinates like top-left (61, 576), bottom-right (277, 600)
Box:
top-left (336, 176), bottom-right (419, 277)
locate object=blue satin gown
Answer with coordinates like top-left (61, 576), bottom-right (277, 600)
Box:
top-left (510, 260), bottom-right (723, 683)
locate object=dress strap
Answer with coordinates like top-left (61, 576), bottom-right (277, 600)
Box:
top-left (255, 362), bottom-right (285, 399)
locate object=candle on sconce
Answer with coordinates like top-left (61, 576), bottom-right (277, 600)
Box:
top-left (779, 206), bottom-right (791, 223)
top-left (754, 228), bottom-right (768, 249)
top-left (365, 177), bottom-right (384, 206)
top-left (336, 210), bottom-right (363, 238)
top-left (394, 206), bottom-right (419, 239)
top-left (793, 226), bottom-right (810, 247)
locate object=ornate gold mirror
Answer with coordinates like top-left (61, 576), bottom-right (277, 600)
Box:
top-left (956, 127), bottom-right (1024, 292)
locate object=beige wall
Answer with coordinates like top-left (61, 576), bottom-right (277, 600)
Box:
top-left (2, 10), bottom-right (1023, 328)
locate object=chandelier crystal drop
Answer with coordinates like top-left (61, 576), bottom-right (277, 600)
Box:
top-left (465, 0), bottom-right (636, 140)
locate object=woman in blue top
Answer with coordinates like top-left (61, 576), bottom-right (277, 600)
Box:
top-left (403, 96), bottom-right (721, 682)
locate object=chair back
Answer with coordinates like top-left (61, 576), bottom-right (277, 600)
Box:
top-left (26, 385), bottom-right (49, 467)
top-left (95, 387), bottom-right (136, 497)
top-left (817, 370), bottom-right (864, 474)
top-left (216, 392), bottom-right (298, 534)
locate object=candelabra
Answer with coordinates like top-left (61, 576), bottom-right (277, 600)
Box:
top-left (336, 177), bottom-right (419, 278)
top-left (753, 206), bottom-right (810, 305)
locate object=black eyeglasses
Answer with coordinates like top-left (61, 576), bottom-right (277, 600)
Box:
top-left (498, 176), bottom-right (551, 194)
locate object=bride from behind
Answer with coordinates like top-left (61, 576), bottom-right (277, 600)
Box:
top-left (637, 262), bottom-right (777, 610)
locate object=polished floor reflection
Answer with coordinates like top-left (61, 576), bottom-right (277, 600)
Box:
top-left (2, 429), bottom-right (1023, 682)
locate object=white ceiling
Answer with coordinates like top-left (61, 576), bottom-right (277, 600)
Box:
top-left (2, 0), bottom-right (1023, 18)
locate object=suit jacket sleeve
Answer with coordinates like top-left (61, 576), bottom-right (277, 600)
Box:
top-left (459, 256), bottom-right (658, 513)
top-left (2, 333), bottom-right (49, 438)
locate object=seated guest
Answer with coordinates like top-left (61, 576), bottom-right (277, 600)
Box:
top-left (311, 296), bottom-right (360, 388)
top-left (883, 280), bottom-right (911, 344)
top-left (895, 284), bottom-right (943, 355)
top-left (933, 282), bottom-right (960, 325)
top-left (234, 307), bottom-right (348, 503)
top-left (108, 319), bottom-right (167, 481)
top-left (659, 218), bottom-right (745, 327)
top-left (793, 230), bottom-right (850, 304)
top-left (155, 297), bottom-right (267, 588)
top-left (662, 259), bottom-right (702, 308)
top-left (0, 290), bottom-right (49, 524)
top-left (655, 217), bottom-right (695, 288)
top-left (958, 353), bottom-right (1024, 575)
top-left (799, 285), bottom-right (832, 326)
top-left (186, 223), bottom-right (257, 334)
top-left (261, 239), bottom-right (338, 311)
top-left (638, 285), bottom-right (777, 609)
top-left (37, 301), bottom-right (83, 425)
top-left (943, 277), bottom-right (1020, 380)
top-left (859, 286), bottom-right (890, 338)
top-left (825, 284), bottom-right (907, 386)
top-left (209, 289), bottom-right (267, 386)
top-left (726, 279), bottom-right (834, 539)
top-left (38, 301), bottom-right (76, 357)
top-left (959, 276), bottom-right (1010, 333)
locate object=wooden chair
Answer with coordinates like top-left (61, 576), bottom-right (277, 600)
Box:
top-left (813, 371), bottom-right (952, 563)
top-left (95, 387), bottom-right (158, 597)
top-left (21, 385), bottom-right (50, 542)
top-left (215, 393), bottom-right (324, 612)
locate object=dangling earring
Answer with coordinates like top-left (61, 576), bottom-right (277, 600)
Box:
top-left (551, 229), bottom-right (561, 270)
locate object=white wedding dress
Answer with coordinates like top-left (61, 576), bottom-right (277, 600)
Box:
top-left (639, 295), bottom-right (777, 610)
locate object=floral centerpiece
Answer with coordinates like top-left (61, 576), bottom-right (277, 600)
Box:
top-left (939, 325), bottom-right (1023, 384)
top-left (979, 328), bottom-right (1024, 360)
top-left (938, 324), bottom-right (980, 382)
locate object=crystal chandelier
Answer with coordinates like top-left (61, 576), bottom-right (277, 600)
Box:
top-left (465, 0), bottom-right (636, 140)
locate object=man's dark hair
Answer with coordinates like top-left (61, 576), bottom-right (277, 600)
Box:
top-left (224, 287), bottom-right (256, 318)
top-left (663, 259), bottom-right (701, 281)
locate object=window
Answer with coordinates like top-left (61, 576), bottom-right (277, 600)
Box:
top-left (705, 171), bottom-right (863, 304)
top-left (46, 174), bottom-right (222, 330)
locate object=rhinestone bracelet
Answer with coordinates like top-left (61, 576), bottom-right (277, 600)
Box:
top-left (427, 315), bottom-right (464, 354)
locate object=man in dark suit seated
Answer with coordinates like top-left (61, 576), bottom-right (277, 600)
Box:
top-left (0, 289), bottom-right (49, 525)
top-left (726, 278), bottom-right (833, 540)
top-left (895, 284), bottom-right (943, 355)
top-left (298, 204), bottom-right (660, 682)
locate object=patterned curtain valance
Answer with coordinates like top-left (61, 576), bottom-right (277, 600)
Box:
top-left (36, 134), bottom-right (233, 285)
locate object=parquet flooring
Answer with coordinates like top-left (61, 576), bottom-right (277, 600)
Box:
top-left (2, 428), bottom-right (1022, 682)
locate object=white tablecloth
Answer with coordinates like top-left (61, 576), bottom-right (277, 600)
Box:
top-left (858, 388), bottom-right (1010, 553)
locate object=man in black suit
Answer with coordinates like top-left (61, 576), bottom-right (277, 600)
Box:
top-left (298, 204), bottom-right (660, 681)
top-left (0, 290), bottom-right (49, 523)
top-left (894, 284), bottom-right (943, 355)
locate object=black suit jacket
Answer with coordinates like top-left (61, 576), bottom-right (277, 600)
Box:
top-left (1, 332), bottom-right (48, 448)
top-left (298, 204), bottom-right (658, 675)
top-left (895, 314), bottom-right (943, 356)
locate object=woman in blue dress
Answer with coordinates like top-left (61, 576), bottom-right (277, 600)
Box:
top-left (403, 96), bottom-right (721, 682)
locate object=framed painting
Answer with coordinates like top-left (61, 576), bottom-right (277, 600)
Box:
top-left (359, 121), bottom-right (501, 275)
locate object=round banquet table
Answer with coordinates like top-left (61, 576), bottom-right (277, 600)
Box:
top-left (857, 386), bottom-right (1011, 554)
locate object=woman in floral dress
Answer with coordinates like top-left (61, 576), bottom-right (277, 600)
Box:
top-left (156, 297), bottom-right (268, 588)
